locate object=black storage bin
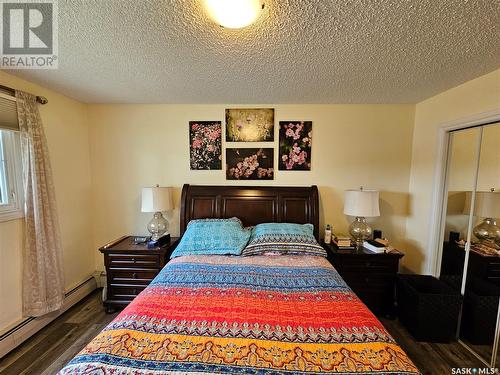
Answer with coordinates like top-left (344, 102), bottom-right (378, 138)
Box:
top-left (396, 274), bottom-right (462, 342)
top-left (439, 273), bottom-right (463, 292)
top-left (461, 278), bottom-right (500, 345)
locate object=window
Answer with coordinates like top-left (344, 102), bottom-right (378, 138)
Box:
top-left (0, 129), bottom-right (23, 221)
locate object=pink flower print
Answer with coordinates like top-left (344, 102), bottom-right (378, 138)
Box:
top-left (297, 151), bottom-right (307, 165)
top-left (257, 167), bottom-right (273, 178)
top-left (293, 128), bottom-right (302, 140)
top-left (279, 121), bottom-right (311, 171)
top-left (190, 122), bottom-right (222, 170)
top-left (208, 128), bottom-right (221, 141)
top-left (228, 149), bottom-right (272, 180)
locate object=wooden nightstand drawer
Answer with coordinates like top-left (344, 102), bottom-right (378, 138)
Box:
top-left (339, 259), bottom-right (396, 274)
top-left (100, 236), bottom-right (179, 313)
top-left (341, 272), bottom-right (394, 288)
top-left (106, 253), bottom-right (160, 268)
top-left (108, 285), bottom-right (147, 301)
top-left (108, 268), bottom-right (159, 285)
top-left (322, 242), bottom-right (403, 316)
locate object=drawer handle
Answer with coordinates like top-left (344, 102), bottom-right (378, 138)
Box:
top-left (131, 258), bottom-right (136, 263)
top-left (132, 272), bottom-right (137, 279)
top-left (133, 288), bottom-right (138, 294)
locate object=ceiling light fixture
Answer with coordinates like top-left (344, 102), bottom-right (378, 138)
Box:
top-left (204, 0), bottom-right (264, 29)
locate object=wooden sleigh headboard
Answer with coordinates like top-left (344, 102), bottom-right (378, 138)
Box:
top-left (180, 184), bottom-right (320, 240)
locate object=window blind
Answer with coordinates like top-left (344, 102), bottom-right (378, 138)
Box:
top-left (0, 92), bottom-right (19, 131)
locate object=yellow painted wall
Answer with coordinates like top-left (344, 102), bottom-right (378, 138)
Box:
top-left (0, 72), bottom-right (93, 332)
top-left (478, 124), bottom-right (500, 190)
top-left (0, 219), bottom-right (23, 332)
top-left (406, 68), bottom-right (500, 274)
top-left (87, 104), bottom-right (415, 271)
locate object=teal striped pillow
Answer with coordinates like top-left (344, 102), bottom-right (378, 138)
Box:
top-left (170, 217), bottom-right (251, 258)
top-left (242, 222), bottom-right (327, 257)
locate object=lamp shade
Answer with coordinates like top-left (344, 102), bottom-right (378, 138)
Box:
top-left (464, 191), bottom-right (500, 218)
top-left (344, 189), bottom-right (380, 217)
top-left (141, 186), bottom-right (172, 212)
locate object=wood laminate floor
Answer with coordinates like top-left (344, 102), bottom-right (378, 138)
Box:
top-left (0, 289), bottom-right (485, 375)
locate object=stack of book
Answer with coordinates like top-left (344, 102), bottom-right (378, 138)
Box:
top-left (363, 239), bottom-right (387, 253)
top-left (333, 234), bottom-right (355, 251)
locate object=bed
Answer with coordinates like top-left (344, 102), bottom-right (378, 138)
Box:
top-left (60, 185), bottom-right (419, 374)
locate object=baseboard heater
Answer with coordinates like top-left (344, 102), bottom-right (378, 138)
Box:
top-left (0, 275), bottom-right (97, 359)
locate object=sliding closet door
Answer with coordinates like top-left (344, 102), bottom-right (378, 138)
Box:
top-left (439, 128), bottom-right (481, 293)
top-left (446, 123), bottom-right (500, 367)
top-left (438, 122), bottom-right (500, 366)
top-left (476, 123), bottom-right (500, 367)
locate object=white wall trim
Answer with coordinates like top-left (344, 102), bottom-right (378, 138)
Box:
top-left (428, 108), bottom-right (500, 276)
top-left (0, 276), bottom-right (97, 359)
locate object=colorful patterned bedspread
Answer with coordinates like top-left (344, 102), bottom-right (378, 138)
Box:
top-left (60, 255), bottom-right (419, 374)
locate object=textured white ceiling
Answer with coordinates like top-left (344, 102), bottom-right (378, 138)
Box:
top-left (8, 0), bottom-right (500, 104)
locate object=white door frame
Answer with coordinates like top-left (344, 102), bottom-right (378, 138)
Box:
top-left (428, 109), bottom-right (500, 277)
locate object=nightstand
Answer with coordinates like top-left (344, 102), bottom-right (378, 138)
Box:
top-left (99, 235), bottom-right (179, 313)
top-left (323, 242), bottom-right (403, 317)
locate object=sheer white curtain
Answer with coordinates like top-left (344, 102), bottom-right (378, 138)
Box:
top-left (16, 90), bottom-right (64, 317)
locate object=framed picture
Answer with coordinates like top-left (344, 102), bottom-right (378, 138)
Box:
top-left (278, 121), bottom-right (312, 171)
top-left (225, 108), bottom-right (274, 142)
top-left (189, 121), bottom-right (222, 170)
top-left (226, 148), bottom-right (274, 180)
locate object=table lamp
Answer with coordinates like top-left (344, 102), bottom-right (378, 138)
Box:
top-left (141, 185), bottom-right (172, 241)
top-left (464, 189), bottom-right (500, 242)
top-left (344, 187), bottom-right (380, 249)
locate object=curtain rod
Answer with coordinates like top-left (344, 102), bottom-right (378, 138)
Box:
top-left (0, 84), bottom-right (48, 105)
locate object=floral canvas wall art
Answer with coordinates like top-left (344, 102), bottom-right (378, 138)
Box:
top-left (279, 121), bottom-right (312, 171)
top-left (225, 108), bottom-right (274, 142)
top-left (189, 121), bottom-right (222, 170)
top-left (226, 148), bottom-right (274, 180)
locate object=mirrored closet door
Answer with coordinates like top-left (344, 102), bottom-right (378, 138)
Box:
top-left (438, 122), bottom-right (500, 366)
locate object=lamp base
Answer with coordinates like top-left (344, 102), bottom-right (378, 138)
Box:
top-left (349, 217), bottom-right (373, 250)
top-left (473, 218), bottom-right (500, 242)
top-left (147, 212), bottom-right (169, 241)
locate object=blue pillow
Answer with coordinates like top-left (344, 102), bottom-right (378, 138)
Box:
top-left (170, 217), bottom-right (250, 258)
top-left (242, 222), bottom-right (327, 257)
